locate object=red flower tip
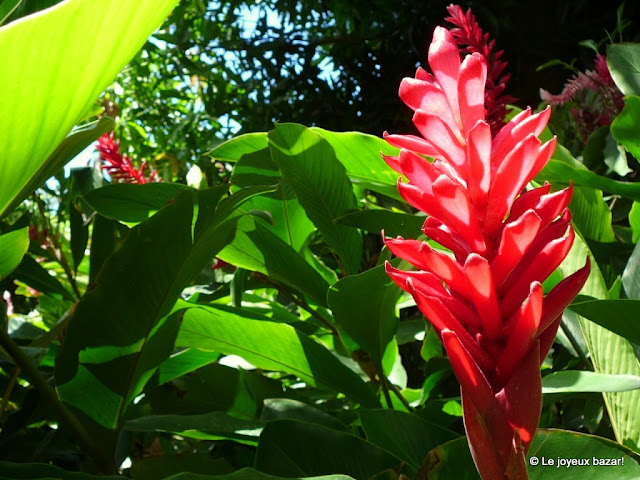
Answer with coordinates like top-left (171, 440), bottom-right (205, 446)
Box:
top-left (96, 132), bottom-right (160, 184)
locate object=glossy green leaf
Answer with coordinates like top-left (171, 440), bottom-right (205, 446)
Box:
top-left (359, 409), bottom-right (460, 470)
top-left (311, 128), bottom-right (401, 200)
top-left (424, 429), bottom-right (640, 479)
top-left (176, 304), bottom-right (379, 408)
top-left (536, 159), bottom-right (640, 201)
top-left (255, 419), bottom-right (404, 479)
top-left (337, 210), bottom-right (425, 239)
top-left (630, 202), bottom-right (640, 243)
top-left (13, 254), bottom-right (75, 300)
top-left (562, 232), bottom-right (640, 450)
top-left (209, 132), bottom-right (268, 163)
top-left (542, 371), bottom-right (640, 393)
top-left (0, 0), bottom-right (23, 25)
top-left (608, 43), bottom-right (640, 96)
top-left (0, 227), bottom-right (29, 280)
top-left (83, 183), bottom-right (190, 224)
top-left (261, 398), bottom-right (348, 432)
top-left (0, 0), bottom-right (180, 218)
top-left (145, 361), bottom-right (285, 419)
top-left (229, 143), bottom-right (315, 251)
top-left (268, 123), bottom-right (362, 275)
top-left (217, 215), bottom-right (330, 306)
top-left (328, 264), bottom-right (401, 370)
top-left (55, 187), bottom-right (239, 455)
top-left (124, 412), bottom-right (263, 445)
top-left (569, 298), bottom-right (640, 346)
top-left (150, 348), bottom-right (221, 386)
top-left (612, 96), bottom-right (640, 160)
top-left (163, 468), bottom-right (355, 480)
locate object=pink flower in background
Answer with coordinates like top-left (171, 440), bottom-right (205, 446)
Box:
top-left (383, 22), bottom-right (589, 480)
top-left (96, 132), bottom-right (159, 184)
top-left (540, 53), bottom-right (625, 141)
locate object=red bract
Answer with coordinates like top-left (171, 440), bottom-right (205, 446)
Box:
top-left (96, 132), bottom-right (159, 184)
top-left (445, 4), bottom-right (517, 136)
top-left (384, 24), bottom-right (590, 480)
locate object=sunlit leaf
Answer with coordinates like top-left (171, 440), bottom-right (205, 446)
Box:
top-left (0, 0), bottom-right (180, 217)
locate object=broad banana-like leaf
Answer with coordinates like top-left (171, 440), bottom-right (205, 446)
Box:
top-left (0, 0), bottom-right (180, 218)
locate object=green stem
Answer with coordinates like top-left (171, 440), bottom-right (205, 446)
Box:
top-left (0, 305), bottom-right (115, 473)
top-left (560, 320), bottom-right (594, 370)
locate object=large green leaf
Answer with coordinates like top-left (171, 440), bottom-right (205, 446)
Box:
top-left (83, 183), bottom-right (190, 224)
top-left (359, 409), bottom-right (460, 470)
top-left (268, 123), bottom-right (362, 275)
top-left (337, 209), bottom-right (425, 239)
top-left (562, 230), bottom-right (640, 450)
top-left (310, 128), bottom-right (401, 200)
top-left (229, 144), bottom-right (315, 251)
top-left (175, 304), bottom-right (379, 408)
top-left (569, 298), bottom-right (640, 346)
top-left (217, 215), bottom-right (330, 306)
top-left (328, 264), bottom-right (401, 370)
top-left (542, 371), bottom-right (640, 393)
top-left (55, 187), bottom-right (239, 455)
top-left (0, 0), bottom-right (180, 217)
top-left (0, 227), bottom-right (29, 280)
top-left (536, 160), bottom-right (640, 201)
top-left (611, 96), bottom-right (640, 160)
top-left (209, 132), bottom-right (268, 164)
top-left (622, 242), bottom-right (640, 299)
top-left (255, 419), bottom-right (404, 479)
top-left (423, 430), bottom-right (640, 480)
top-left (124, 412), bottom-right (263, 445)
top-left (608, 43), bottom-right (640, 96)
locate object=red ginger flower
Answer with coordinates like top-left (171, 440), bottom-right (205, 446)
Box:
top-left (96, 132), bottom-right (159, 184)
top-left (445, 4), bottom-right (517, 136)
top-left (383, 26), bottom-right (590, 480)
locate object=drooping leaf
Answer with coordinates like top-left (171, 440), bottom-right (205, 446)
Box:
top-left (0, 0), bottom-right (180, 218)
top-left (542, 371), bottom-right (640, 393)
top-left (310, 128), bottom-right (401, 200)
top-left (83, 183), bottom-right (190, 224)
top-left (124, 412), bottom-right (263, 445)
top-left (209, 132), bottom-right (268, 164)
top-left (255, 419), bottom-right (404, 479)
top-left (217, 215), bottom-right (330, 306)
top-left (55, 187), bottom-right (240, 455)
top-left (0, 227), bottom-right (29, 281)
top-left (268, 123), bottom-right (362, 275)
top-left (359, 409), bottom-right (460, 470)
top-left (536, 159), bottom-right (640, 201)
top-left (611, 96), bottom-right (640, 161)
top-left (149, 348), bottom-right (221, 387)
top-left (337, 210), bottom-right (425, 239)
top-left (328, 264), bottom-right (401, 370)
top-left (261, 398), bottom-right (348, 432)
top-left (176, 304), bottom-right (379, 408)
top-left (13, 254), bottom-right (75, 301)
top-left (229, 144), bottom-right (315, 251)
top-left (569, 298), bottom-right (640, 346)
top-left (608, 43), bottom-right (640, 96)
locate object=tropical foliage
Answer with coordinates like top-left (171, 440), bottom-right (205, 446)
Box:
top-left (1, 1), bottom-right (640, 479)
